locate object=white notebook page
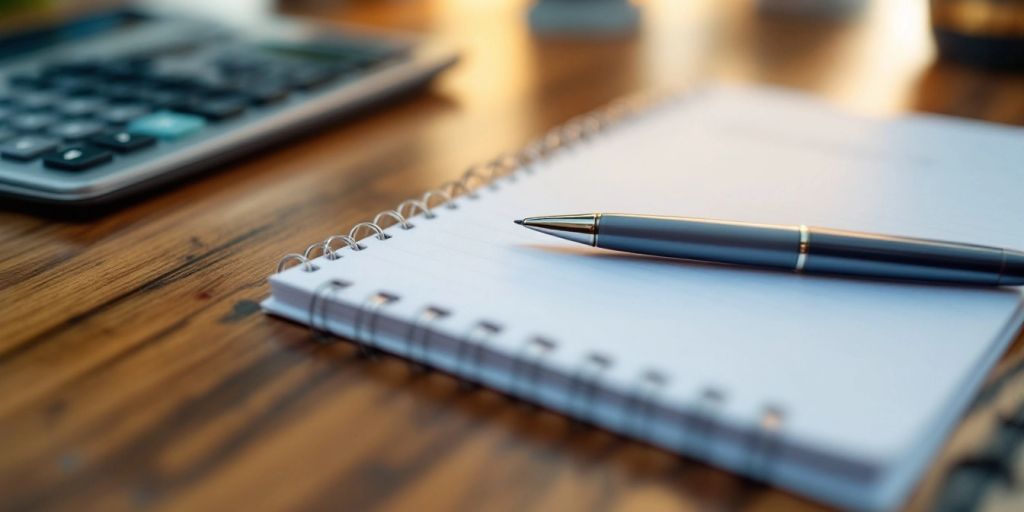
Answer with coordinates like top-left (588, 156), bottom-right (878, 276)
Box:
top-left (266, 87), bottom-right (1024, 509)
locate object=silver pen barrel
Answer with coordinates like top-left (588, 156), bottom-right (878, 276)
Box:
top-left (519, 213), bottom-right (1024, 286)
top-left (596, 214), bottom-right (802, 270)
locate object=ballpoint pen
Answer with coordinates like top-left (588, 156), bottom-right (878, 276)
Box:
top-left (515, 213), bottom-right (1024, 286)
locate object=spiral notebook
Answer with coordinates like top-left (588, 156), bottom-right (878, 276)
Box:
top-left (262, 86), bottom-right (1024, 511)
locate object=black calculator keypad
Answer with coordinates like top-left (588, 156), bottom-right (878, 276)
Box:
top-left (0, 39), bottom-right (401, 175)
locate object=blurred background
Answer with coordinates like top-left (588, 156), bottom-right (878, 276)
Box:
top-left (1, 0), bottom-right (1021, 196)
top-left (1, 2), bottom-right (1023, 511)
top-left (2, 0), bottom-right (1022, 264)
top-left (4, 0), bottom-right (1022, 120)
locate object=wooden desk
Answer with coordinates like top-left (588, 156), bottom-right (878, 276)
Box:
top-left (2, 1), bottom-right (1023, 510)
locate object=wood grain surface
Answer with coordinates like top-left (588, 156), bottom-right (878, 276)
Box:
top-left (2, 1), bottom-right (1023, 511)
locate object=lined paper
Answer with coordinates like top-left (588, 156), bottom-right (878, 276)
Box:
top-left (265, 87), bottom-right (1024, 510)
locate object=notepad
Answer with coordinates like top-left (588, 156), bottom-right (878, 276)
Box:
top-left (262, 86), bottom-right (1024, 511)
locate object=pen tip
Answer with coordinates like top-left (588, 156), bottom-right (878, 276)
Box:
top-left (514, 219), bottom-right (524, 225)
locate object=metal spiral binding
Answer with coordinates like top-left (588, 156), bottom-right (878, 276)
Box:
top-left (566, 353), bottom-right (613, 426)
top-left (509, 337), bottom-right (558, 402)
top-left (321, 235), bottom-right (360, 260)
top-left (454, 321), bottom-right (503, 390)
top-left (688, 386), bottom-right (727, 461)
top-left (274, 88), bottom-right (671, 274)
top-left (307, 279), bottom-right (353, 341)
top-left (301, 283), bottom-right (782, 480)
top-left (352, 292), bottom-right (399, 358)
top-left (745, 405), bottom-right (786, 481)
top-left (403, 305), bottom-right (450, 371)
top-left (373, 210), bottom-right (414, 230)
top-left (622, 370), bottom-right (669, 440)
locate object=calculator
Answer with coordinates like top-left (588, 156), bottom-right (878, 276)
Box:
top-left (0, 7), bottom-right (457, 206)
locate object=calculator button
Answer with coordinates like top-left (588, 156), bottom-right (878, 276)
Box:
top-left (99, 104), bottom-right (151, 124)
top-left (127, 111), bottom-right (206, 140)
top-left (141, 72), bottom-right (193, 89)
top-left (246, 86), bottom-right (288, 105)
top-left (287, 67), bottom-right (337, 90)
top-left (48, 76), bottom-right (100, 95)
top-left (182, 78), bottom-right (236, 96)
top-left (91, 131), bottom-right (156, 152)
top-left (59, 97), bottom-right (106, 117)
top-left (215, 55), bottom-right (269, 73)
top-left (95, 61), bottom-right (148, 80)
top-left (15, 92), bottom-right (58, 111)
top-left (134, 90), bottom-right (188, 108)
top-left (0, 127), bottom-right (16, 142)
top-left (104, 84), bottom-right (144, 102)
top-left (42, 145), bottom-right (113, 171)
top-left (0, 136), bottom-right (60, 160)
top-left (43, 61), bottom-right (103, 76)
top-left (232, 80), bottom-right (289, 105)
top-left (49, 120), bottom-right (106, 140)
top-left (8, 113), bottom-right (58, 132)
top-left (173, 96), bottom-right (247, 120)
top-left (8, 74), bottom-right (45, 88)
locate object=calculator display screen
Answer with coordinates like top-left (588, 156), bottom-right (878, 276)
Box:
top-left (0, 10), bottom-right (148, 62)
top-left (258, 44), bottom-right (344, 63)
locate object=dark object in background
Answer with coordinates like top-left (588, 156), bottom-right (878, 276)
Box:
top-left (528, 0), bottom-right (639, 36)
top-left (931, 0), bottom-right (1024, 70)
top-left (756, 0), bottom-right (866, 18)
top-left (0, 6), bottom-right (457, 207)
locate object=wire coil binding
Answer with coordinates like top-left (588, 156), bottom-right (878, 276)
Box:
top-left (510, 337), bottom-right (558, 402)
top-left (688, 387), bottom-right (727, 461)
top-left (622, 370), bottom-right (669, 440)
top-left (352, 292), bottom-right (399, 358)
top-left (308, 279), bottom-right (352, 341)
top-left (455, 321), bottom-right (503, 389)
top-left (746, 405), bottom-right (786, 481)
top-left (404, 306), bottom-right (450, 371)
top-left (566, 353), bottom-right (613, 426)
top-left (274, 88), bottom-right (673, 275)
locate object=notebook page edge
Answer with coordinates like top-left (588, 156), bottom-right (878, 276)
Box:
top-left (871, 299), bottom-right (1024, 509)
top-left (263, 280), bottom-right (893, 510)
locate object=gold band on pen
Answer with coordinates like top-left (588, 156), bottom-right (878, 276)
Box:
top-left (795, 225), bottom-right (810, 272)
